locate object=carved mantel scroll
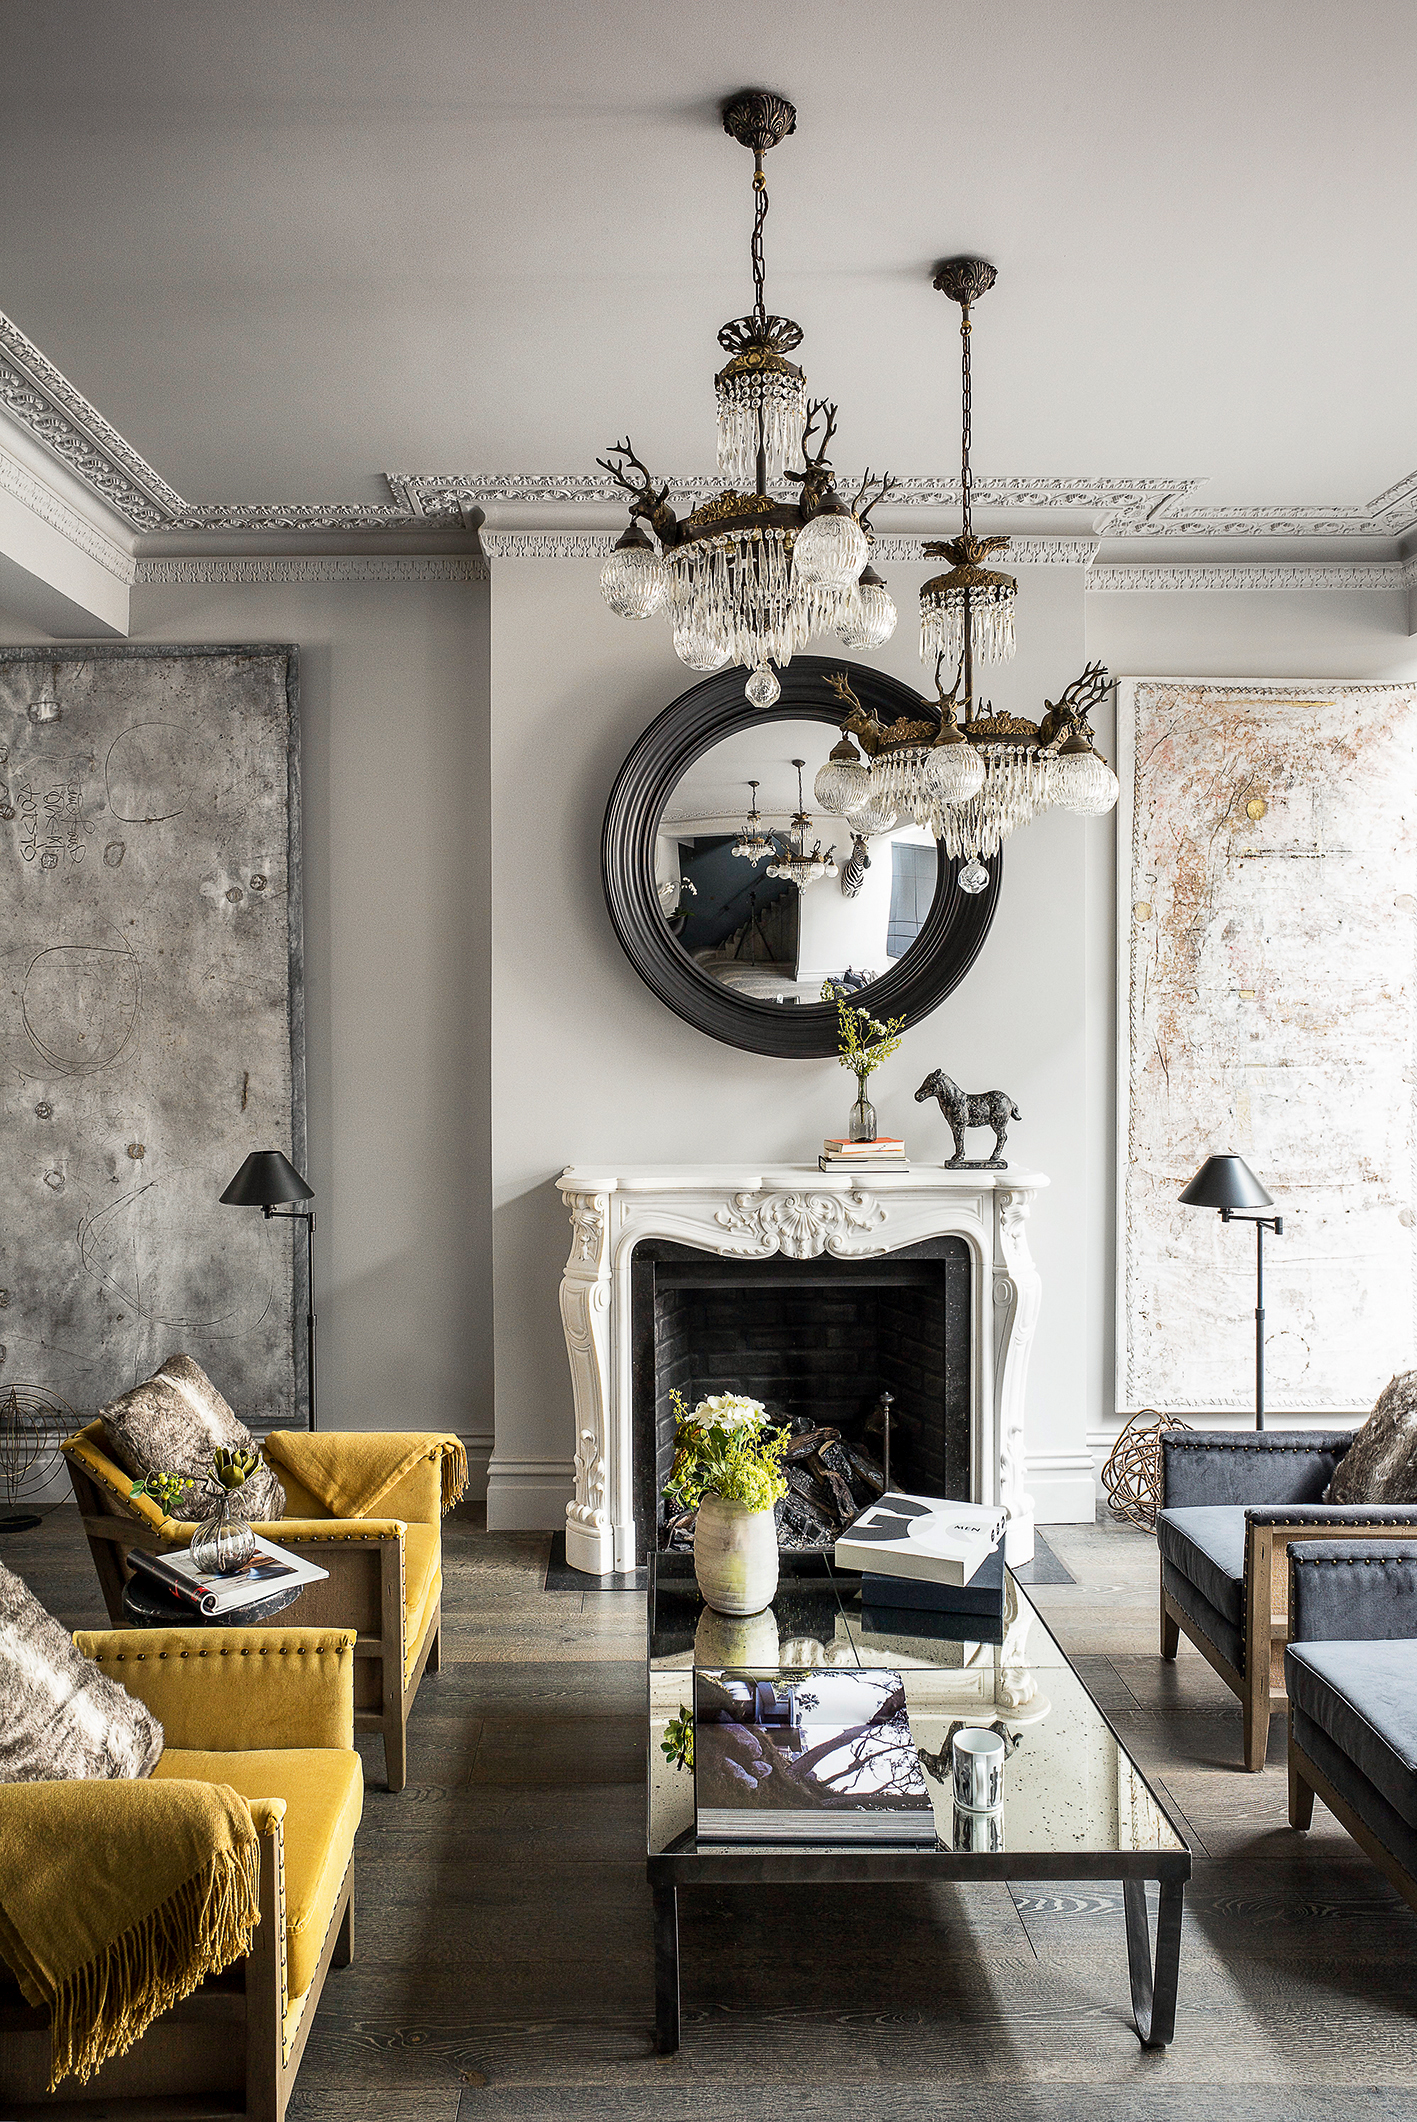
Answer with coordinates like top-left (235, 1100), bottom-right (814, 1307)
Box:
top-left (556, 1164), bottom-right (1049, 1575)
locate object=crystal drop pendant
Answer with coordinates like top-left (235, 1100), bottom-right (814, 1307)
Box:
top-left (958, 856), bottom-right (991, 895)
top-left (745, 664), bottom-right (781, 707)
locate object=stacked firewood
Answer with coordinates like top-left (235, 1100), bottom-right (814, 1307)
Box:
top-left (662, 1412), bottom-right (889, 1553)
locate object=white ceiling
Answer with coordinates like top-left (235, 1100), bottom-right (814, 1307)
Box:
top-left (2, 0), bottom-right (1415, 520)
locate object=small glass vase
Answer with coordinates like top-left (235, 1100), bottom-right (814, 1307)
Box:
top-left (189, 1489), bottom-right (256, 1576)
top-left (848, 1081), bottom-right (877, 1143)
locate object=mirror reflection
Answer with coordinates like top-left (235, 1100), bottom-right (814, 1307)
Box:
top-left (656, 719), bottom-right (940, 1004)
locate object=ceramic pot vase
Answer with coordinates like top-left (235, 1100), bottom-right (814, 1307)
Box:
top-left (692, 1493), bottom-right (779, 1616)
top-left (694, 1604), bottom-right (781, 1671)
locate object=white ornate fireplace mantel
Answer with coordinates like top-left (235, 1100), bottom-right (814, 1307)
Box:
top-left (557, 1164), bottom-right (1049, 1575)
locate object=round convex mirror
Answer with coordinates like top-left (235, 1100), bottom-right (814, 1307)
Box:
top-left (603, 655), bottom-right (1001, 1058)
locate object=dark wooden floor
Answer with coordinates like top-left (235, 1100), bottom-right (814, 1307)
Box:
top-left (6, 1499), bottom-right (1417, 2121)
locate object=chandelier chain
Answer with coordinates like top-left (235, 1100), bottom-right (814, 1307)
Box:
top-left (960, 305), bottom-right (973, 541)
top-left (750, 154), bottom-right (769, 327)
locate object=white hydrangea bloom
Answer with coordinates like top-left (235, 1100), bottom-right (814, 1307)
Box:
top-left (688, 1393), bottom-right (769, 1432)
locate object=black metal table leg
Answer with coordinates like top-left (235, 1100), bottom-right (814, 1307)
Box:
top-left (1124, 1876), bottom-right (1183, 2048)
top-left (653, 1882), bottom-right (680, 2053)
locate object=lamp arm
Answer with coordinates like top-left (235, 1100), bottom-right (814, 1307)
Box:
top-left (259, 1207), bottom-right (317, 1430)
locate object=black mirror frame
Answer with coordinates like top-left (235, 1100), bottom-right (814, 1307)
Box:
top-left (601, 652), bottom-right (1001, 1058)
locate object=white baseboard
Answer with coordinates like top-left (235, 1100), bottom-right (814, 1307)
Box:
top-left (485, 1455), bottom-right (574, 1531)
top-left (1025, 1451), bottom-right (1096, 1525)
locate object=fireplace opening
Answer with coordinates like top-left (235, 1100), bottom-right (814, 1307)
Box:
top-left (630, 1237), bottom-right (971, 1559)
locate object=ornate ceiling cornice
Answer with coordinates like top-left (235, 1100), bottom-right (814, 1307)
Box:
top-left (1, 314), bottom-right (1414, 572)
top-left (0, 447), bottom-right (136, 583)
top-left (1087, 558), bottom-right (1417, 593)
top-left (133, 555), bottom-right (487, 585)
top-left (0, 310), bottom-right (184, 532)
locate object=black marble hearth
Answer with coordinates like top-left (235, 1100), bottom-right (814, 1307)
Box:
top-left (630, 1237), bottom-right (971, 1554)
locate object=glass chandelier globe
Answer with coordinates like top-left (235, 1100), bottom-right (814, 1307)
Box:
top-left (1051, 737), bottom-right (1120, 817)
top-left (923, 730), bottom-right (985, 807)
top-left (835, 564), bottom-right (898, 650)
top-left (847, 792), bottom-right (899, 836)
top-left (792, 503), bottom-right (869, 591)
top-left (957, 856), bottom-right (992, 894)
top-left (600, 525), bottom-right (665, 619)
top-left (813, 733), bottom-right (873, 816)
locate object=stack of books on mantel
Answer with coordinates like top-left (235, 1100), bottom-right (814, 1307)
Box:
top-left (818, 1136), bottom-right (909, 1172)
top-left (835, 1494), bottom-right (1009, 1635)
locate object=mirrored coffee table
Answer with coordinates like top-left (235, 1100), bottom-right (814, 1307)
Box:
top-left (647, 1551), bottom-right (1189, 2053)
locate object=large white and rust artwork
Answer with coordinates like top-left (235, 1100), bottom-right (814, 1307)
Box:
top-left (0, 646), bottom-right (305, 1428)
top-left (1118, 678), bottom-right (1417, 1417)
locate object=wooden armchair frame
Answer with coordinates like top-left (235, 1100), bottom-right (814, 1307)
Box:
top-left (62, 1442), bottom-right (441, 1792)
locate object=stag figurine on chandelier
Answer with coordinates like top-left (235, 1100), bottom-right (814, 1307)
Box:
top-left (915, 1070), bottom-right (1021, 1169)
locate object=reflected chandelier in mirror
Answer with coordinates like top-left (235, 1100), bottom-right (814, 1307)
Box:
top-left (604, 656), bottom-right (1000, 1058)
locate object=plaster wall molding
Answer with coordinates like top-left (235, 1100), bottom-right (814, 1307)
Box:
top-left (480, 530), bottom-right (617, 561)
top-left (162, 501), bottom-right (421, 533)
top-left (395, 468), bottom-right (1417, 542)
top-left (0, 448), bottom-right (136, 584)
top-left (134, 555), bottom-right (487, 585)
top-left (1087, 560), bottom-right (1411, 594)
top-left (554, 1163), bottom-right (1048, 1574)
top-left (0, 310), bottom-right (184, 531)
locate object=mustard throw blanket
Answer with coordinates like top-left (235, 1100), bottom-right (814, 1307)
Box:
top-left (265, 1430), bottom-right (468, 1518)
top-left (0, 1777), bottom-right (263, 2089)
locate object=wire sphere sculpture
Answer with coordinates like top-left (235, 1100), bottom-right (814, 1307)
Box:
top-left (0, 1384), bottom-right (81, 1532)
top-left (1102, 1407), bottom-right (1193, 1532)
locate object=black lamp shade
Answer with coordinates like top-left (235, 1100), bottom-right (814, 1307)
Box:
top-left (1178, 1154), bottom-right (1273, 1212)
top-left (220, 1150), bottom-right (314, 1208)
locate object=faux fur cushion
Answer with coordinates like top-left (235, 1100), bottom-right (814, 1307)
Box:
top-left (0, 1562), bottom-right (163, 1781)
top-left (1326, 1371), bottom-right (1417, 1504)
top-left (99, 1354), bottom-right (285, 1523)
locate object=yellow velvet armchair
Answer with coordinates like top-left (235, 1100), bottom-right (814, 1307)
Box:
top-left (0, 1625), bottom-right (360, 2122)
top-left (62, 1425), bottom-right (462, 1792)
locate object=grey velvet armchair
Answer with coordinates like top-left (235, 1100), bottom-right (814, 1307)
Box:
top-left (1157, 1430), bottom-right (1417, 1770)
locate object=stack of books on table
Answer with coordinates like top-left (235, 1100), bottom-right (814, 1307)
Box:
top-left (818, 1136), bottom-right (910, 1172)
top-left (834, 1494), bottom-right (1009, 1637)
top-left (127, 1533), bottom-right (328, 1617)
top-left (693, 1666), bottom-right (937, 1847)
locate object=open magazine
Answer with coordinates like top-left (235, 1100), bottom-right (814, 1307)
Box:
top-left (694, 1666), bottom-right (936, 1847)
top-left (127, 1534), bottom-right (328, 1616)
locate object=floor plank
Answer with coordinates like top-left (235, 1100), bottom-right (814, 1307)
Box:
top-left (7, 1497), bottom-right (1417, 2117)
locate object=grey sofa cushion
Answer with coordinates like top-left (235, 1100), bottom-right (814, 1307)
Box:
top-left (1157, 1505), bottom-right (1247, 1627)
top-left (1160, 1562), bottom-right (1243, 1672)
top-left (1161, 1432), bottom-right (1352, 1510)
top-left (0, 1561), bottom-right (163, 1781)
top-left (1290, 1542), bottom-right (1417, 1643)
top-left (1292, 1705), bottom-right (1417, 1882)
top-left (1285, 1638), bottom-right (1417, 1833)
top-left (1326, 1372), bottom-right (1417, 1504)
top-left (99, 1353), bottom-right (285, 1523)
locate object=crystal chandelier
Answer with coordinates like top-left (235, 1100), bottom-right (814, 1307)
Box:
top-left (765, 760), bottom-right (836, 888)
top-left (811, 257), bottom-right (1118, 891)
top-left (598, 90), bottom-right (897, 706)
top-left (730, 780), bottom-right (775, 862)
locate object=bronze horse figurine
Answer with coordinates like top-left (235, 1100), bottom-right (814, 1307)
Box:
top-left (915, 1069), bottom-right (1021, 1168)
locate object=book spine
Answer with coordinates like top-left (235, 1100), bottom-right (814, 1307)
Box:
top-left (127, 1548), bottom-right (218, 1616)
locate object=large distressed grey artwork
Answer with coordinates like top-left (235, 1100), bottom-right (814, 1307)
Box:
top-left (0, 646), bottom-right (304, 1429)
top-left (1117, 678), bottom-right (1417, 1417)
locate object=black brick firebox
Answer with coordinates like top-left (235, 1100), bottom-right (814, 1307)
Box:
top-left (630, 1237), bottom-right (971, 1553)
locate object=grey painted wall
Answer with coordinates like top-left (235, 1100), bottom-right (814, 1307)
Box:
top-left (7, 564), bottom-right (1417, 1523)
top-left (0, 574), bottom-right (494, 1484)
